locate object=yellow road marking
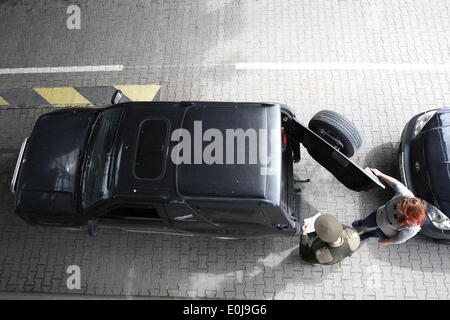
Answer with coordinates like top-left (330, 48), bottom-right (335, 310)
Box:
top-left (113, 84), bottom-right (161, 101)
top-left (33, 87), bottom-right (94, 107)
top-left (0, 95), bottom-right (9, 106)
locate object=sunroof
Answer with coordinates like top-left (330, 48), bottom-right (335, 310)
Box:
top-left (135, 119), bottom-right (168, 179)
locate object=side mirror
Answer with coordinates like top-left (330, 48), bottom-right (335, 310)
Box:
top-left (88, 219), bottom-right (97, 237)
top-left (111, 90), bottom-right (124, 105)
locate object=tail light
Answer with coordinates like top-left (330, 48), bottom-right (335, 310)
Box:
top-left (281, 127), bottom-right (287, 152)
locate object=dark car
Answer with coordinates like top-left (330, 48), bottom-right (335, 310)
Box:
top-left (11, 98), bottom-right (383, 239)
top-left (399, 107), bottom-right (450, 242)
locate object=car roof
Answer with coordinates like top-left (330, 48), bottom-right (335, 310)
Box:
top-left (112, 101), bottom-right (283, 205)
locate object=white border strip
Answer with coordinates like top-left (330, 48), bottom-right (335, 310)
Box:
top-left (0, 65), bottom-right (123, 74)
top-left (235, 62), bottom-right (450, 71)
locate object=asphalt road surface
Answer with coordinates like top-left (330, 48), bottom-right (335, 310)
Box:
top-left (0, 0), bottom-right (450, 299)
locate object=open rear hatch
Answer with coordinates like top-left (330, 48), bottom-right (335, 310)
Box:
top-left (293, 119), bottom-right (385, 192)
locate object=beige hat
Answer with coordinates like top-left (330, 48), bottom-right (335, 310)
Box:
top-left (314, 214), bottom-right (343, 243)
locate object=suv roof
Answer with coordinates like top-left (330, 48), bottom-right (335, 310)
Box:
top-left (113, 102), bottom-right (284, 205)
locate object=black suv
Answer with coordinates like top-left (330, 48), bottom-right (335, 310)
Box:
top-left (11, 100), bottom-right (383, 239)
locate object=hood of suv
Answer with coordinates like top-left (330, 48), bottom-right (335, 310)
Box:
top-left (15, 109), bottom-right (97, 216)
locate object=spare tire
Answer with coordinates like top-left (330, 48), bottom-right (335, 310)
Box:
top-left (308, 110), bottom-right (363, 158)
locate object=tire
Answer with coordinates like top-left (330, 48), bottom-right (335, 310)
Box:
top-left (308, 110), bottom-right (363, 157)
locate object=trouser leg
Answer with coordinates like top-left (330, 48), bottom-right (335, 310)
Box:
top-left (361, 210), bottom-right (378, 228)
top-left (360, 227), bottom-right (389, 240)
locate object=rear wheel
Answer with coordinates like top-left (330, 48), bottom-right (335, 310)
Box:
top-left (309, 110), bottom-right (363, 158)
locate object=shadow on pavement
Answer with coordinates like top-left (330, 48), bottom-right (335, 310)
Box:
top-left (0, 149), bottom-right (18, 208)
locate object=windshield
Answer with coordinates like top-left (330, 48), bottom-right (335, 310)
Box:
top-left (81, 108), bottom-right (122, 209)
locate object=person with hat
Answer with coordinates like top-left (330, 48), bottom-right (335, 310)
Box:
top-left (300, 214), bottom-right (360, 265)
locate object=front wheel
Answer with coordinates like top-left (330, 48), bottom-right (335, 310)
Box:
top-left (309, 110), bottom-right (363, 158)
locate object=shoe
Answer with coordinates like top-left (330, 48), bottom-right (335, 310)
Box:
top-left (352, 220), bottom-right (363, 227)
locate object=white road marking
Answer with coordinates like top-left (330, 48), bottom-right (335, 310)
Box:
top-left (0, 65), bottom-right (123, 74)
top-left (235, 62), bottom-right (450, 71)
top-left (5, 62), bottom-right (449, 74)
top-left (128, 64), bottom-right (235, 69)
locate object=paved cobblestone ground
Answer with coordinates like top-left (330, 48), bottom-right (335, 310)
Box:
top-left (1, 0), bottom-right (450, 299)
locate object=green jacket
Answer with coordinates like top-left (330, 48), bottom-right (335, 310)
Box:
top-left (300, 224), bottom-right (360, 265)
